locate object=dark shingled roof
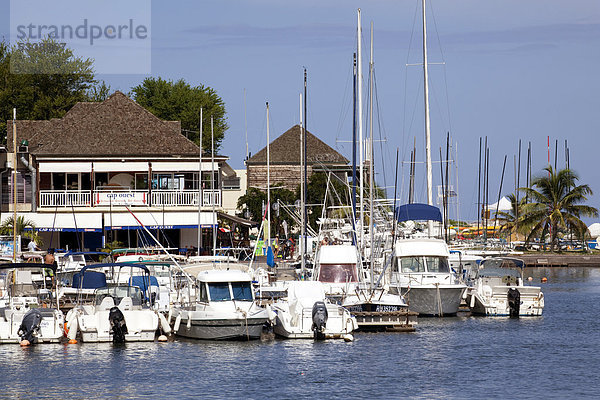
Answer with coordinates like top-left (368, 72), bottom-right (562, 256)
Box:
top-left (7, 91), bottom-right (200, 157)
top-left (246, 125), bottom-right (348, 165)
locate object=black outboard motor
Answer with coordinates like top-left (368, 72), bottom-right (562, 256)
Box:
top-left (108, 306), bottom-right (128, 343)
top-left (18, 309), bottom-right (43, 344)
top-left (311, 301), bottom-right (328, 340)
top-left (507, 288), bottom-right (521, 318)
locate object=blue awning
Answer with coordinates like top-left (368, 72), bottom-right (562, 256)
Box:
top-left (396, 203), bottom-right (442, 222)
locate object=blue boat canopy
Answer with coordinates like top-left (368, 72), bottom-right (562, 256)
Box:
top-left (396, 203), bottom-right (442, 223)
top-left (72, 270), bottom-right (107, 289)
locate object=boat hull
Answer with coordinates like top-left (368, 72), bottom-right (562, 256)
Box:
top-left (397, 285), bottom-right (466, 316)
top-left (176, 317), bottom-right (267, 340)
top-left (467, 287), bottom-right (544, 316)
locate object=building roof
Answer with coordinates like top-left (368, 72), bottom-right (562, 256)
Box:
top-left (7, 91), bottom-right (201, 158)
top-left (245, 125), bottom-right (348, 166)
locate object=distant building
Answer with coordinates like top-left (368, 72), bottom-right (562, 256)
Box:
top-left (245, 125), bottom-right (350, 192)
top-left (3, 91), bottom-right (248, 252)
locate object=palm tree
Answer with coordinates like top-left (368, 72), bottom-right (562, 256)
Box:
top-left (0, 216), bottom-right (43, 247)
top-left (495, 193), bottom-right (527, 241)
top-left (520, 166), bottom-right (598, 252)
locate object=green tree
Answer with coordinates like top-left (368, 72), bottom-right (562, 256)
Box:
top-left (0, 216), bottom-right (43, 247)
top-left (0, 38), bottom-right (100, 142)
top-left (520, 166), bottom-right (598, 251)
top-left (237, 186), bottom-right (297, 238)
top-left (130, 77), bottom-right (228, 152)
top-left (303, 172), bottom-right (352, 232)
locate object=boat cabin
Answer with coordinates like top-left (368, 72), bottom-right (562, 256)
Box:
top-left (195, 270), bottom-right (254, 303)
top-left (316, 245), bottom-right (360, 284)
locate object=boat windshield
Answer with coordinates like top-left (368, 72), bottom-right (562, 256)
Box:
top-left (425, 256), bottom-right (450, 273)
top-left (318, 264), bottom-right (358, 283)
top-left (208, 282), bottom-right (232, 301)
top-left (231, 282), bottom-right (253, 301)
top-left (95, 285), bottom-right (143, 306)
top-left (399, 256), bottom-right (449, 273)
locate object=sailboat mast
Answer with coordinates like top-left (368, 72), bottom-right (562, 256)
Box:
top-left (266, 102), bottom-right (271, 248)
top-left (422, 0), bottom-right (433, 234)
top-left (197, 108), bottom-right (203, 253)
top-left (357, 8), bottom-right (364, 249)
top-left (369, 21), bottom-right (374, 287)
top-left (303, 69), bottom-right (308, 272)
top-left (211, 116), bottom-right (216, 257)
top-left (300, 93), bottom-right (305, 276)
top-left (352, 53), bottom-right (357, 226)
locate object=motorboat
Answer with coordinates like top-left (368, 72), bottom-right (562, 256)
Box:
top-left (342, 285), bottom-right (417, 331)
top-left (271, 281), bottom-right (357, 339)
top-left (314, 244), bottom-right (363, 302)
top-left (172, 269), bottom-right (268, 340)
top-left (0, 263), bottom-right (65, 344)
top-left (465, 257), bottom-right (544, 316)
top-left (65, 263), bottom-right (162, 343)
top-left (389, 238), bottom-right (467, 316)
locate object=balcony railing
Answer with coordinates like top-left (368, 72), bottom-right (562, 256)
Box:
top-left (39, 190), bottom-right (91, 207)
top-left (39, 189), bottom-right (221, 208)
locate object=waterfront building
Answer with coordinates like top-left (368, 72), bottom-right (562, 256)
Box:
top-left (3, 91), bottom-right (247, 252)
top-left (245, 125), bottom-right (350, 192)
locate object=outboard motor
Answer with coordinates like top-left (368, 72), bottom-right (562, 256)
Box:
top-left (311, 301), bottom-right (328, 340)
top-left (18, 309), bottom-right (43, 344)
top-left (108, 307), bottom-right (128, 343)
top-left (507, 288), bottom-right (521, 318)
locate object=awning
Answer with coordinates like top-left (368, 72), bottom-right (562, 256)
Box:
top-left (217, 212), bottom-right (257, 227)
top-left (396, 203), bottom-right (442, 223)
top-left (4, 213), bottom-right (103, 232)
top-left (105, 211), bottom-right (217, 230)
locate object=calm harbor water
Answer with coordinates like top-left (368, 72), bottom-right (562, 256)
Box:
top-left (1, 267), bottom-right (599, 399)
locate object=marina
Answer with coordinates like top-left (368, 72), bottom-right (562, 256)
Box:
top-left (0, 266), bottom-right (598, 399)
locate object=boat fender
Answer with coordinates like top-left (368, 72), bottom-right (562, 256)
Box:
top-left (173, 314), bottom-right (182, 332)
top-left (157, 334), bottom-right (168, 342)
top-left (470, 292), bottom-right (476, 308)
top-left (187, 311), bottom-right (192, 329)
top-left (67, 317), bottom-right (78, 342)
top-left (343, 334), bottom-right (354, 342)
top-left (158, 312), bottom-right (172, 334)
top-left (167, 308), bottom-right (173, 324)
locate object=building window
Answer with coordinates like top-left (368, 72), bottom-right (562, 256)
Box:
top-left (135, 173), bottom-right (148, 190)
top-left (222, 176), bottom-right (240, 190)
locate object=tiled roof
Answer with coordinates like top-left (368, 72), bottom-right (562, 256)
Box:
top-left (246, 125), bottom-right (348, 165)
top-left (7, 91), bottom-right (200, 157)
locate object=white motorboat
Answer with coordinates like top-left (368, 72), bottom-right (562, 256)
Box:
top-left (389, 237), bottom-right (467, 316)
top-left (314, 244), bottom-right (362, 302)
top-left (172, 269), bottom-right (268, 340)
top-left (0, 263), bottom-right (65, 344)
top-left (342, 286), bottom-right (417, 331)
top-left (271, 281), bottom-right (357, 339)
top-left (65, 263), bottom-right (161, 343)
top-left (465, 257), bottom-right (544, 316)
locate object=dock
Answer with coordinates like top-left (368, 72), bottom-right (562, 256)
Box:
top-left (518, 253), bottom-right (600, 268)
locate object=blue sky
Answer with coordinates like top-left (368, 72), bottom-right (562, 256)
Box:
top-left (2, 0), bottom-right (599, 223)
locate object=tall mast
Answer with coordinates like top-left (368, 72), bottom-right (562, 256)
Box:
top-left (211, 116), bottom-right (216, 257)
top-left (300, 93), bottom-right (305, 276)
top-left (368, 21), bottom-right (374, 288)
top-left (197, 108), bottom-right (203, 253)
top-left (244, 89), bottom-right (249, 160)
top-left (303, 70), bottom-right (308, 272)
top-left (12, 108), bottom-right (17, 262)
top-left (357, 8), bottom-right (364, 249)
top-left (266, 102), bottom-right (271, 248)
top-left (352, 53), bottom-right (357, 234)
top-left (422, 0), bottom-right (433, 235)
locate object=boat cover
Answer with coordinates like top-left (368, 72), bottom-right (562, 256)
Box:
top-left (72, 270), bottom-right (107, 289)
top-left (396, 203), bottom-right (442, 222)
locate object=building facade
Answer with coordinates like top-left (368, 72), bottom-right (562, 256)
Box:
top-left (3, 91), bottom-right (244, 252)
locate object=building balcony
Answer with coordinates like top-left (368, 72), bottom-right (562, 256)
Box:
top-left (38, 189), bottom-right (221, 208)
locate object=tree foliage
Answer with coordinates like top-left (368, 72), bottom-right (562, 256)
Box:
top-left (519, 166), bottom-right (598, 251)
top-left (0, 216), bottom-right (42, 246)
top-left (237, 186), bottom-right (297, 238)
top-left (494, 193), bottom-right (528, 240)
top-left (0, 38), bottom-right (99, 142)
top-left (130, 77), bottom-right (228, 152)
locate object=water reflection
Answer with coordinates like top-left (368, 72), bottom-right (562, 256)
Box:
top-left (0, 267), bottom-right (599, 399)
